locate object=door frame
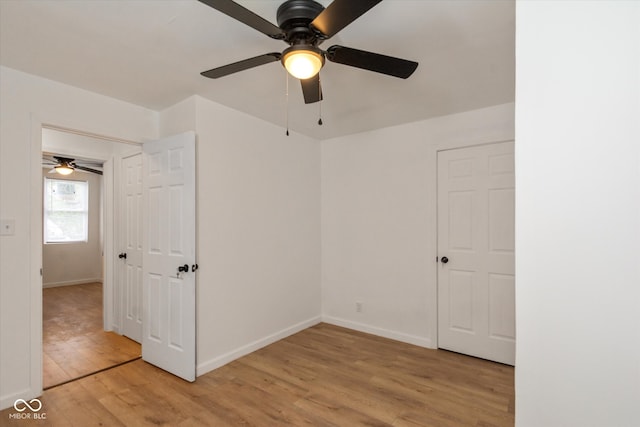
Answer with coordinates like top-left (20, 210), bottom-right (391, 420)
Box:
top-left (429, 138), bottom-right (515, 350)
top-left (29, 115), bottom-right (140, 397)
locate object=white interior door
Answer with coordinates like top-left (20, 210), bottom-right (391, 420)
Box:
top-left (142, 131), bottom-right (196, 381)
top-left (437, 141), bottom-right (515, 365)
top-left (121, 152), bottom-right (143, 343)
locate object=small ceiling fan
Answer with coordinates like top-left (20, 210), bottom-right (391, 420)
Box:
top-left (198, 0), bottom-right (418, 104)
top-left (43, 155), bottom-right (103, 176)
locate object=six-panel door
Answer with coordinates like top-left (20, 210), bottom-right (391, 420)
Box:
top-left (142, 132), bottom-right (196, 381)
top-left (437, 141), bottom-right (515, 365)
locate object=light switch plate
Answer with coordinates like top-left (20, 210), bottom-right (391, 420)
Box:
top-left (0, 219), bottom-right (15, 236)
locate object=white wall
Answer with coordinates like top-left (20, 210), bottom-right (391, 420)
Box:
top-left (321, 103), bottom-right (514, 347)
top-left (42, 167), bottom-right (103, 287)
top-left (160, 96), bottom-right (322, 375)
top-left (515, 1), bottom-right (640, 426)
top-left (0, 66), bottom-right (157, 410)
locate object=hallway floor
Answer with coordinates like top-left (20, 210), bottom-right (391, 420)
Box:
top-left (43, 282), bottom-right (141, 389)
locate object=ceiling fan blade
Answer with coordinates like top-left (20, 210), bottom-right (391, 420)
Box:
top-left (53, 156), bottom-right (75, 164)
top-left (300, 74), bottom-right (323, 104)
top-left (311, 0), bottom-right (382, 39)
top-left (198, 0), bottom-right (285, 39)
top-left (326, 45), bottom-right (418, 79)
top-left (74, 165), bottom-right (103, 176)
top-left (76, 160), bottom-right (104, 167)
top-left (201, 53), bottom-right (282, 79)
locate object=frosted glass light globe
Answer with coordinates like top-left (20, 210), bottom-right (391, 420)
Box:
top-left (282, 47), bottom-right (324, 79)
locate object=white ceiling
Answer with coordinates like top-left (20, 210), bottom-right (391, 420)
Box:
top-left (0, 0), bottom-right (514, 139)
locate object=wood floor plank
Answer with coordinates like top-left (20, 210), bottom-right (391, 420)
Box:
top-left (2, 323), bottom-right (514, 426)
top-left (42, 351), bottom-right (69, 387)
top-left (42, 282), bottom-right (141, 388)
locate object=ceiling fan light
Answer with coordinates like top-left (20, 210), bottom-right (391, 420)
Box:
top-left (282, 46), bottom-right (324, 80)
top-left (54, 164), bottom-right (74, 175)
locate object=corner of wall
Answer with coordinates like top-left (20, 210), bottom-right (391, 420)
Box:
top-left (322, 315), bottom-right (434, 349)
top-left (158, 96), bottom-right (198, 137)
top-left (196, 316), bottom-right (322, 377)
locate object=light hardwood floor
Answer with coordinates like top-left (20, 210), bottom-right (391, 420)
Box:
top-left (43, 282), bottom-right (141, 388)
top-left (4, 323), bottom-right (514, 426)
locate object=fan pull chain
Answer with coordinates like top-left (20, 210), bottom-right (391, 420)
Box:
top-left (318, 74), bottom-right (323, 126)
top-left (285, 70), bottom-right (290, 136)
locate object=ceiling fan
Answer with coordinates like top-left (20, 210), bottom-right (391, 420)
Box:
top-left (43, 155), bottom-right (103, 176)
top-left (198, 0), bottom-right (419, 104)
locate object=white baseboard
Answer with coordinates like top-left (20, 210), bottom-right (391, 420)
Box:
top-left (196, 316), bottom-right (322, 377)
top-left (43, 278), bottom-right (103, 288)
top-left (322, 315), bottom-right (434, 349)
top-left (0, 387), bottom-right (39, 412)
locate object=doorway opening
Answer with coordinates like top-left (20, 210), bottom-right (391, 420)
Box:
top-left (41, 127), bottom-right (141, 389)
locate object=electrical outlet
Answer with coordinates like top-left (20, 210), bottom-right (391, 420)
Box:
top-left (356, 301), bottom-right (363, 313)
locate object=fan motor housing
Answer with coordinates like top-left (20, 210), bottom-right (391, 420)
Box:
top-left (276, 0), bottom-right (324, 43)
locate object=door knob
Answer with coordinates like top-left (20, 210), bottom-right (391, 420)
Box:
top-left (441, 256), bottom-right (449, 264)
top-left (118, 253), bottom-right (127, 260)
top-left (177, 264), bottom-right (189, 273)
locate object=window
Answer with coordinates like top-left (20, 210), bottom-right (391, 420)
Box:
top-left (44, 178), bottom-right (89, 243)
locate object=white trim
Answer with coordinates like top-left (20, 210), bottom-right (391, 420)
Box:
top-left (43, 278), bottom-right (103, 289)
top-left (42, 123), bottom-right (140, 146)
top-left (322, 315), bottom-right (434, 349)
top-left (25, 115), bottom-right (44, 407)
top-left (102, 158), bottom-right (115, 332)
top-left (196, 316), bottom-right (322, 377)
top-left (0, 388), bottom-right (33, 413)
